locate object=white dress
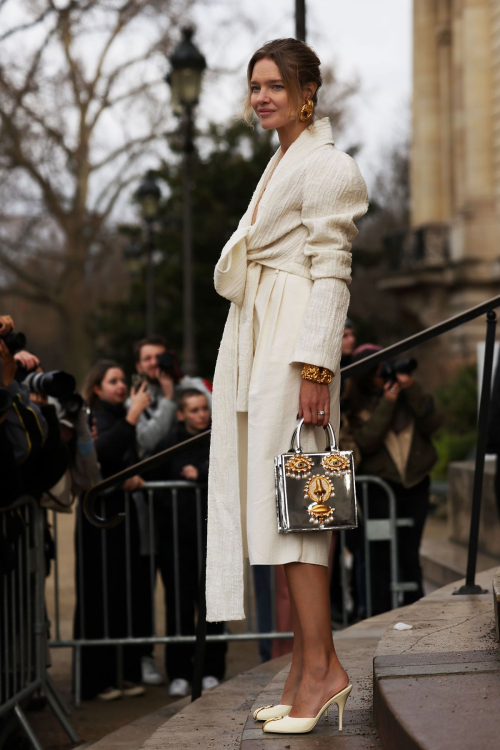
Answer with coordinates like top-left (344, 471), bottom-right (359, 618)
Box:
top-left (239, 264), bottom-right (340, 566)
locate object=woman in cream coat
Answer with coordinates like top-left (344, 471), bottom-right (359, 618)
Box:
top-left (207, 39), bottom-right (368, 734)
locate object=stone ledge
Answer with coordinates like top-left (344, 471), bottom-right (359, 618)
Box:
top-left (494, 568), bottom-right (500, 641)
top-left (373, 567), bottom-right (499, 750)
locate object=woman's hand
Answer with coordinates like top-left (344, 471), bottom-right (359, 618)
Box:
top-left (14, 349), bottom-right (40, 372)
top-left (0, 315), bottom-right (14, 336)
top-left (298, 379), bottom-right (330, 427)
top-left (383, 381), bottom-right (401, 402)
top-left (122, 475), bottom-right (144, 492)
top-left (396, 372), bottom-right (414, 389)
top-left (126, 381), bottom-right (151, 425)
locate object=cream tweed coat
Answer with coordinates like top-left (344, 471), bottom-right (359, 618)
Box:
top-left (206, 118), bottom-right (368, 622)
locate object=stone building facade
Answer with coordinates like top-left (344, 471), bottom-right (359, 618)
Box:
top-left (380, 0), bottom-right (500, 362)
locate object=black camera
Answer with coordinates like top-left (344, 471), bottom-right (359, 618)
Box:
top-left (380, 357), bottom-right (418, 385)
top-left (57, 392), bottom-right (84, 418)
top-left (0, 330), bottom-right (26, 354)
top-left (23, 370), bottom-right (76, 399)
top-left (0, 386), bottom-right (13, 416)
top-left (157, 352), bottom-right (174, 373)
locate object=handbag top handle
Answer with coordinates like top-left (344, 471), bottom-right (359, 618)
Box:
top-left (289, 418), bottom-right (338, 454)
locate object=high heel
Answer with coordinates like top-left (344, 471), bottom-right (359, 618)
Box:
top-left (262, 684), bottom-right (352, 734)
top-left (253, 704), bottom-right (292, 721)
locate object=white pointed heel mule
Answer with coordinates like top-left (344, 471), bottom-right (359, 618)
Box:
top-left (262, 684), bottom-right (352, 734)
top-left (253, 704), bottom-right (292, 721)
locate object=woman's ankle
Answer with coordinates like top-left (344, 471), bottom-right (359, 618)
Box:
top-left (302, 655), bottom-right (347, 683)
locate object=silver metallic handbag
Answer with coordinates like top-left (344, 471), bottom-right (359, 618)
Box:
top-left (275, 418), bottom-right (358, 533)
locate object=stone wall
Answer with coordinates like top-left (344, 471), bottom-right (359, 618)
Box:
top-left (447, 458), bottom-right (500, 557)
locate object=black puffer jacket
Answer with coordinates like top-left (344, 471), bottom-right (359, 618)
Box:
top-left (92, 399), bottom-right (138, 480)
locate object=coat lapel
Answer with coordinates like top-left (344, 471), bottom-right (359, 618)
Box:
top-left (213, 118), bottom-right (335, 306)
top-left (246, 118), bottom-right (335, 241)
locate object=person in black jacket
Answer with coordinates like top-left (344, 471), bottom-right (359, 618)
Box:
top-left (151, 389), bottom-right (226, 697)
top-left (73, 360), bottom-right (152, 701)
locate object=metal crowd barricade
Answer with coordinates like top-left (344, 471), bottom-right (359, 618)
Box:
top-left (0, 495), bottom-right (79, 750)
top-left (46, 476), bottom-right (419, 707)
top-left (48, 481), bottom-right (293, 707)
top-left (339, 476), bottom-right (418, 624)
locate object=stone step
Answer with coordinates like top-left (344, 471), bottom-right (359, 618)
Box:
top-left (373, 567), bottom-right (499, 750)
top-left (139, 608), bottom-right (414, 749)
top-left (494, 568), bottom-right (500, 641)
top-left (420, 534), bottom-right (500, 590)
top-left (76, 695), bottom-right (191, 750)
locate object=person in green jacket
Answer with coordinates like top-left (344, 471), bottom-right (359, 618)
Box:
top-left (347, 344), bottom-right (442, 615)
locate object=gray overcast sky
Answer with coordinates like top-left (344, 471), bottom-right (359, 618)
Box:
top-left (194, 0), bottom-right (413, 186)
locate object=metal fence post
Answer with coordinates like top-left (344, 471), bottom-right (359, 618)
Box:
top-left (454, 310), bottom-right (497, 595)
top-left (191, 557), bottom-right (207, 702)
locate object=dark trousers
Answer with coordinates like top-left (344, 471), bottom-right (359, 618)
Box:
top-left (73, 494), bottom-right (153, 700)
top-left (355, 476), bottom-right (430, 616)
top-left (157, 494), bottom-right (226, 682)
top-left (252, 565), bottom-right (273, 663)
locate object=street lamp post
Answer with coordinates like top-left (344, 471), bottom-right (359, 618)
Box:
top-left (296, 0), bottom-right (306, 41)
top-left (167, 27), bottom-right (206, 375)
top-left (134, 171), bottom-right (161, 336)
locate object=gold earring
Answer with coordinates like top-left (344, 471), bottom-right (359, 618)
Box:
top-left (299, 98), bottom-right (314, 122)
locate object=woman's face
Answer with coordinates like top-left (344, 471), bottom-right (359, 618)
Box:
top-left (250, 58), bottom-right (294, 131)
top-left (95, 367), bottom-right (127, 405)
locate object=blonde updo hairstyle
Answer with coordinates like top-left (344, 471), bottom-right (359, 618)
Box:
top-left (243, 38), bottom-right (322, 126)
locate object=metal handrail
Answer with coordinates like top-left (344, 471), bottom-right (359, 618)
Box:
top-left (84, 293), bottom-right (500, 537)
top-left (342, 293), bottom-right (500, 376)
top-left (83, 429), bottom-right (210, 528)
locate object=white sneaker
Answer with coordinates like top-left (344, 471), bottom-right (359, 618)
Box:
top-left (202, 675), bottom-right (220, 691)
top-left (97, 686), bottom-right (122, 701)
top-left (141, 656), bottom-right (164, 686)
top-left (167, 678), bottom-right (190, 697)
top-left (122, 681), bottom-right (145, 698)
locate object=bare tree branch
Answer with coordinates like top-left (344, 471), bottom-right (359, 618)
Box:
top-left (91, 131), bottom-right (163, 173)
top-left (0, 4), bottom-right (55, 42)
top-left (0, 283), bottom-right (64, 311)
top-left (0, 246), bottom-right (58, 296)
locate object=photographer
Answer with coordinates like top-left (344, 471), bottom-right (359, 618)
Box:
top-left (0, 317), bottom-right (70, 502)
top-left (348, 344), bottom-right (442, 615)
top-left (132, 335), bottom-right (212, 457)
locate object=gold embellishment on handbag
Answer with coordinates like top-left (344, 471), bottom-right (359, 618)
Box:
top-left (304, 475), bottom-right (336, 526)
top-left (301, 364), bottom-right (333, 384)
top-left (285, 454), bottom-right (313, 479)
top-left (321, 452), bottom-right (350, 476)
top-left (275, 419), bottom-right (358, 534)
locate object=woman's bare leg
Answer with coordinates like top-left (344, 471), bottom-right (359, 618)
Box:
top-left (285, 561), bottom-right (348, 718)
top-left (280, 584), bottom-right (303, 704)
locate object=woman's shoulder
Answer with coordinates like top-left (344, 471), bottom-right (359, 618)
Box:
top-left (301, 146), bottom-right (368, 213)
top-left (306, 144), bottom-right (366, 188)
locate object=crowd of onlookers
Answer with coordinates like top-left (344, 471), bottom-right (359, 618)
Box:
top-left (1, 312), bottom-right (444, 701)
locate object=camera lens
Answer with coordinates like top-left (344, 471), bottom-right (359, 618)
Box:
top-left (1, 331), bottom-right (27, 354)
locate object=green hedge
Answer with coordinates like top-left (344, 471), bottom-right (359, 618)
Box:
top-left (431, 364), bottom-right (478, 480)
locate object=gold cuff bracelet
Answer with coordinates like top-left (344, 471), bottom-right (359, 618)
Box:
top-left (301, 364), bottom-right (333, 385)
